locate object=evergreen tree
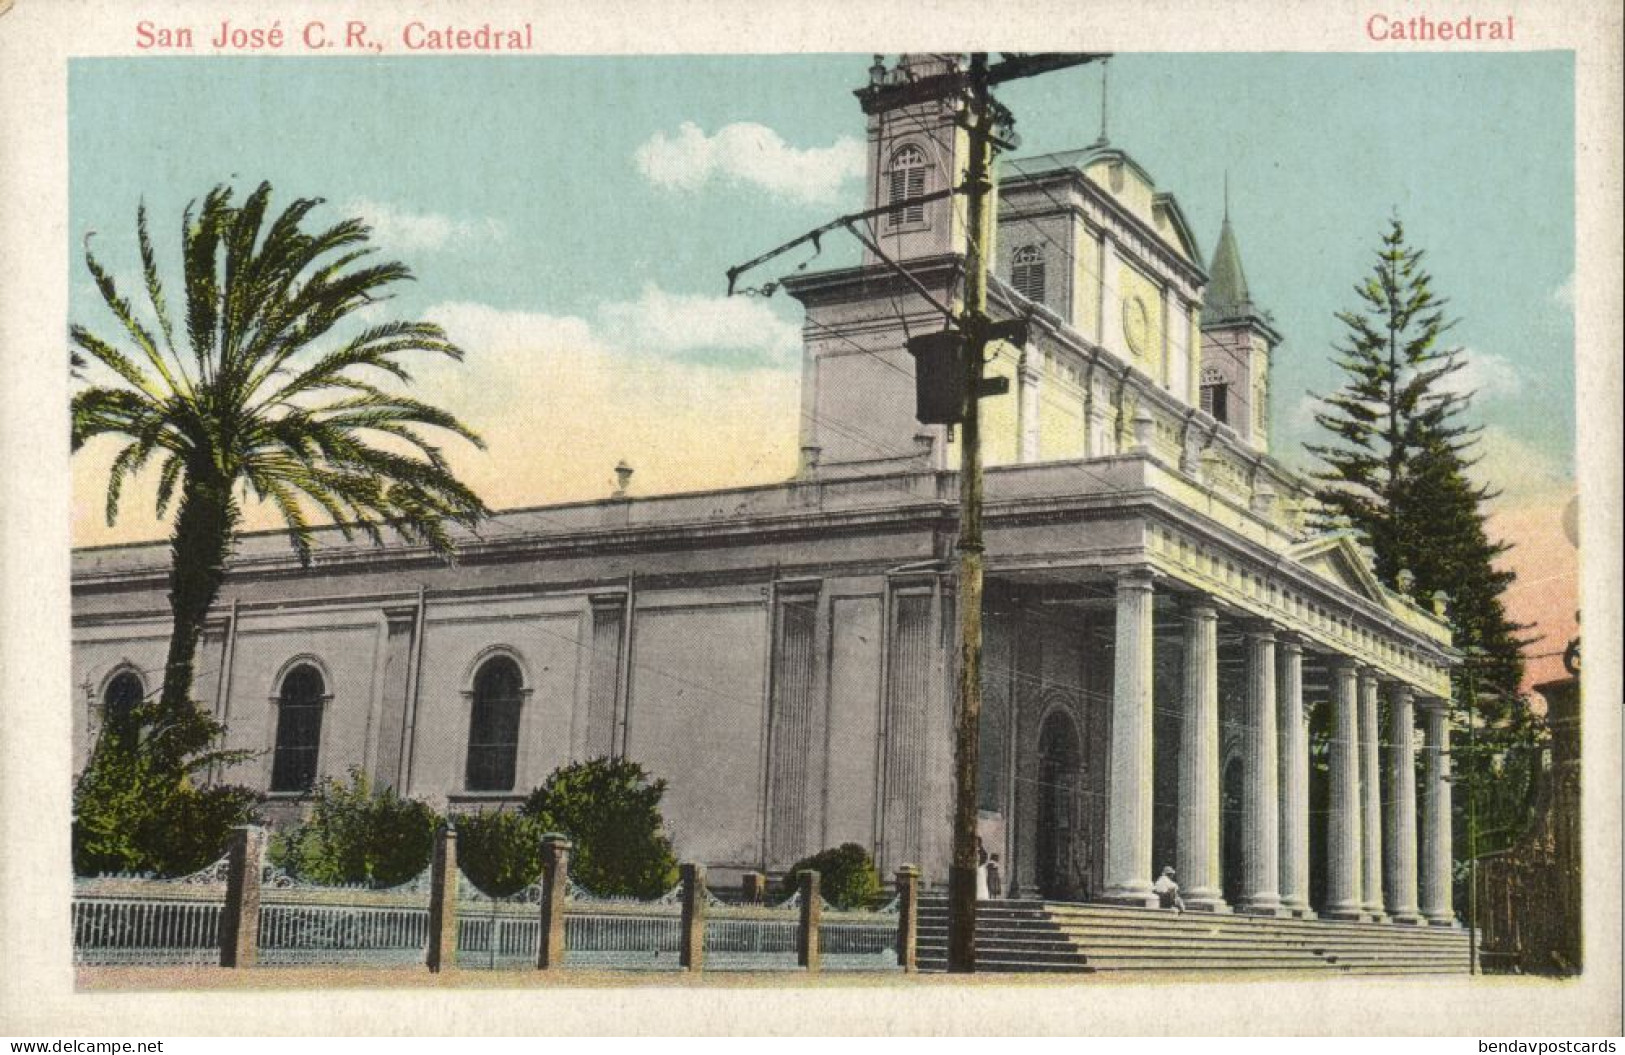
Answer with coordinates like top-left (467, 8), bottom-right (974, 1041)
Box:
top-left (1308, 217), bottom-right (1542, 909)
top-left (1307, 216), bottom-right (1528, 708)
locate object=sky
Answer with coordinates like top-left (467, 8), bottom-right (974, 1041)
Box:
top-left (67, 53), bottom-right (1578, 687)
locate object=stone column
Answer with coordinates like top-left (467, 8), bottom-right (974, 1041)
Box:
top-left (1276, 637), bottom-right (1312, 917)
top-left (1323, 660), bottom-right (1363, 919)
top-left (679, 863), bottom-right (707, 970)
top-left (1358, 670), bottom-right (1387, 921)
top-left (426, 822), bottom-right (459, 973)
top-left (895, 865), bottom-right (920, 973)
top-left (220, 825), bottom-right (267, 969)
top-left (1419, 699), bottom-right (1456, 926)
top-left (797, 870), bottom-right (823, 971)
top-left (536, 833), bottom-right (572, 969)
top-left (1176, 600), bottom-right (1226, 911)
top-left (1103, 569), bottom-right (1157, 906)
top-left (1384, 685), bottom-right (1422, 924)
top-left (1237, 624), bottom-right (1283, 915)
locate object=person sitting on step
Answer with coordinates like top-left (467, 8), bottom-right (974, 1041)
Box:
top-left (1153, 865), bottom-right (1185, 913)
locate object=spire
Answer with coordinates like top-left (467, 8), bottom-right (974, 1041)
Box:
top-left (1202, 201), bottom-right (1258, 327)
top-left (1092, 58), bottom-right (1110, 147)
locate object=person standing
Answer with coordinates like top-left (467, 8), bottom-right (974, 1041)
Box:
top-left (987, 853), bottom-right (1004, 899)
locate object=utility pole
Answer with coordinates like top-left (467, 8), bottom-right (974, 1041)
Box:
top-left (725, 52), bottom-right (1107, 974)
top-left (947, 51), bottom-right (996, 976)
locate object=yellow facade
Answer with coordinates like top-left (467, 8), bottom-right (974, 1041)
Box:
top-left (1117, 262), bottom-right (1166, 382)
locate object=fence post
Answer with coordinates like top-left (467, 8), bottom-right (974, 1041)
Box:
top-left (679, 862), bottom-right (706, 971)
top-left (896, 864), bottom-right (920, 973)
top-left (220, 825), bottom-right (267, 968)
top-left (537, 833), bottom-right (572, 970)
top-left (797, 870), bottom-right (822, 971)
top-left (426, 822), bottom-right (458, 973)
top-left (741, 871), bottom-right (767, 905)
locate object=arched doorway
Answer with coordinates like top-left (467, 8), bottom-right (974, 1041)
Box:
top-left (1036, 710), bottom-right (1082, 900)
top-left (1221, 755), bottom-right (1244, 905)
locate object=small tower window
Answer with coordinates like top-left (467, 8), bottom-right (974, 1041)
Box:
top-left (1200, 366), bottom-right (1230, 424)
top-left (1011, 245), bottom-right (1046, 302)
top-left (271, 664), bottom-right (326, 793)
top-left (887, 144), bottom-right (928, 227)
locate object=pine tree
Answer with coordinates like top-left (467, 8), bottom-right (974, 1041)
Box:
top-left (1308, 217), bottom-right (1541, 909)
top-left (1307, 216), bottom-right (1528, 708)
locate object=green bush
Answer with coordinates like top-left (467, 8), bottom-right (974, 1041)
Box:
top-left (522, 757), bottom-right (678, 899)
top-left (73, 702), bottom-right (262, 876)
top-left (454, 809), bottom-right (545, 896)
top-left (270, 768), bottom-right (439, 886)
top-left (782, 843), bottom-right (881, 909)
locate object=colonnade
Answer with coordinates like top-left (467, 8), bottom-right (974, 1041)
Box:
top-left (1100, 570), bottom-right (1456, 925)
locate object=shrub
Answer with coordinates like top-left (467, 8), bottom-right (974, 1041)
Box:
top-left (270, 768), bottom-right (439, 886)
top-left (522, 757), bottom-right (678, 899)
top-left (73, 702), bottom-right (262, 876)
top-left (454, 809), bottom-right (545, 897)
top-left (782, 843), bottom-right (881, 909)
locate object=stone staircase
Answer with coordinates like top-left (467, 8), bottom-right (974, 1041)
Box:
top-left (917, 896), bottom-right (1473, 975)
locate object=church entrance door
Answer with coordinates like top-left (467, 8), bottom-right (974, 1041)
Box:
top-left (1221, 755), bottom-right (1244, 906)
top-left (1035, 710), bottom-right (1083, 900)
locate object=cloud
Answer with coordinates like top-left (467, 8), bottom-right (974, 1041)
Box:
top-left (418, 300), bottom-right (802, 508)
top-left (1552, 272), bottom-right (1575, 311)
top-left (635, 121), bottom-right (865, 205)
top-left (596, 285), bottom-right (801, 363)
top-left (344, 198), bottom-right (506, 253)
top-left (1436, 347), bottom-right (1521, 403)
top-left (1469, 425), bottom-right (1571, 505)
top-left (430, 285), bottom-right (800, 372)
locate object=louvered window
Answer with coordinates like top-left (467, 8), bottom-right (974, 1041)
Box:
top-left (1011, 245), bottom-right (1045, 302)
top-left (888, 145), bottom-right (928, 227)
top-left (1200, 366), bottom-right (1229, 424)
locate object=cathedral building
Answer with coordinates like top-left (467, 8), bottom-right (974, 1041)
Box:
top-left (72, 54), bottom-right (1459, 925)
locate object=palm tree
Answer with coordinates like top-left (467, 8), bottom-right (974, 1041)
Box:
top-left (72, 181), bottom-right (489, 720)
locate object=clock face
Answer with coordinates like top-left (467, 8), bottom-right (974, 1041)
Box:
top-left (1122, 294), bottom-right (1150, 356)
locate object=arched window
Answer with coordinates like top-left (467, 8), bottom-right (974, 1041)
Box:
top-left (102, 670), bottom-right (144, 744)
top-left (1011, 245), bottom-right (1046, 302)
top-left (887, 144), bottom-right (928, 227)
top-left (271, 664), bottom-right (326, 793)
top-left (466, 655), bottom-right (524, 792)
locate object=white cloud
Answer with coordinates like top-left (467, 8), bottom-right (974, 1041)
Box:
top-left (1436, 347), bottom-right (1521, 403)
top-left (1553, 272), bottom-right (1575, 311)
top-left (596, 285), bottom-right (801, 363)
top-left (345, 198), bottom-right (506, 253)
top-left (1469, 426), bottom-right (1571, 505)
top-left (635, 121), bottom-right (865, 205)
top-left (416, 300), bottom-right (802, 507)
top-left (431, 286), bottom-right (800, 370)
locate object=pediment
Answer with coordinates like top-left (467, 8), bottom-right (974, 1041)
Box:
top-left (1287, 532), bottom-right (1386, 605)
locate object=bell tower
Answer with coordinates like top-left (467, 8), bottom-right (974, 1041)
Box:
top-left (854, 54), bottom-right (975, 266)
top-left (1199, 198), bottom-right (1280, 452)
